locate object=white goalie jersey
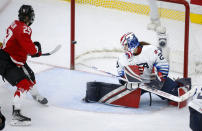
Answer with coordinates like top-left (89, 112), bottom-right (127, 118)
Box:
top-left (117, 45), bottom-right (169, 83)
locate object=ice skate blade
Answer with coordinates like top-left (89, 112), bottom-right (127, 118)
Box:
top-left (10, 120), bottom-right (31, 126)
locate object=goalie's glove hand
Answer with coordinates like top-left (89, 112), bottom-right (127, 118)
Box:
top-left (31, 41), bottom-right (42, 58)
top-left (146, 79), bottom-right (164, 90)
top-left (0, 108), bottom-right (6, 130)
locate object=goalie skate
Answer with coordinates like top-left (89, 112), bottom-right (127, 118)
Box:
top-left (10, 109), bottom-right (31, 126)
top-left (32, 95), bottom-right (48, 105)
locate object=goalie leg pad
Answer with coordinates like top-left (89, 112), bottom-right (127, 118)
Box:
top-left (175, 77), bottom-right (191, 90)
top-left (84, 82), bottom-right (142, 108)
top-left (164, 77), bottom-right (189, 108)
top-left (161, 77), bottom-right (179, 96)
top-left (177, 87), bottom-right (187, 108)
top-left (84, 82), bottom-right (121, 102)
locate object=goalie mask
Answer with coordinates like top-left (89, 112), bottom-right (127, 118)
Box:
top-left (18, 5), bottom-right (35, 26)
top-left (120, 32), bottom-right (140, 53)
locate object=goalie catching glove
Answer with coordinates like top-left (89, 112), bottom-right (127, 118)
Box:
top-left (146, 78), bottom-right (164, 90)
top-left (146, 70), bottom-right (167, 90)
top-left (31, 41), bottom-right (42, 58)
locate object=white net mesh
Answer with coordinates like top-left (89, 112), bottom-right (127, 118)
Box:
top-left (70, 0), bottom-right (201, 77)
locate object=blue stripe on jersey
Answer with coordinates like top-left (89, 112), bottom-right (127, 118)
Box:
top-left (154, 64), bottom-right (169, 78)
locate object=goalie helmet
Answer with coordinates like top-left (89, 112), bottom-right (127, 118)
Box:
top-left (18, 5), bottom-right (35, 26)
top-left (120, 32), bottom-right (140, 53)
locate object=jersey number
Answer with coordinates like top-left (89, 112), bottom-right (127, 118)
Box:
top-left (3, 29), bottom-right (13, 48)
top-left (23, 26), bottom-right (31, 35)
top-left (158, 52), bottom-right (164, 60)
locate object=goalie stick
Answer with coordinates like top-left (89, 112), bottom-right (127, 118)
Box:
top-left (79, 63), bottom-right (150, 81)
top-left (80, 63), bottom-right (196, 102)
top-left (41, 44), bottom-right (61, 56)
top-left (78, 63), bottom-right (123, 79)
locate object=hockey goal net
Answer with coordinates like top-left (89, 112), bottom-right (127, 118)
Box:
top-left (69, 0), bottom-right (199, 78)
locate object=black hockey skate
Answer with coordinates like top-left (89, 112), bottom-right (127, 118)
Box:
top-left (10, 106), bottom-right (31, 126)
top-left (32, 95), bottom-right (48, 105)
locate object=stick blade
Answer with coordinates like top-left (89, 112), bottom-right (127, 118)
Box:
top-left (41, 44), bottom-right (62, 56)
top-left (49, 44), bottom-right (61, 55)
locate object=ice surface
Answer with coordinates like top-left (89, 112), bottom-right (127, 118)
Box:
top-left (0, 0), bottom-right (202, 130)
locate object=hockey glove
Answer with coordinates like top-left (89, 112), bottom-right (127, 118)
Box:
top-left (146, 78), bottom-right (164, 90)
top-left (0, 108), bottom-right (5, 130)
top-left (31, 41), bottom-right (42, 58)
top-left (150, 73), bottom-right (156, 80)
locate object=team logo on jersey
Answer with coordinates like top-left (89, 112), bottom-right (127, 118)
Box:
top-left (137, 63), bottom-right (149, 68)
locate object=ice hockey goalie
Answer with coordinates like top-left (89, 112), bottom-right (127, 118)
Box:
top-left (83, 32), bottom-right (191, 108)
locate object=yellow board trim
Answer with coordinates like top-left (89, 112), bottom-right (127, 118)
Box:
top-left (190, 13), bottom-right (202, 24)
top-left (64, 0), bottom-right (202, 25)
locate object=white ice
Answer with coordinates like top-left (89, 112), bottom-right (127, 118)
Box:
top-left (0, 0), bottom-right (202, 131)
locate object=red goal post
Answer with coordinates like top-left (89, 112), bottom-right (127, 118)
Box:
top-left (70, 0), bottom-right (190, 78)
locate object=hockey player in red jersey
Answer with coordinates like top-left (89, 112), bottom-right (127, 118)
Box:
top-left (0, 5), bottom-right (48, 126)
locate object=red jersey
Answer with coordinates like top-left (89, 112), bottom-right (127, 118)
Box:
top-left (2, 20), bottom-right (37, 66)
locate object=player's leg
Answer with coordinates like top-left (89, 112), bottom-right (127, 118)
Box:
top-left (22, 63), bottom-right (48, 105)
top-left (161, 77), bottom-right (179, 96)
top-left (161, 77), bottom-right (191, 108)
top-left (4, 65), bottom-right (33, 126)
top-left (11, 79), bottom-right (33, 126)
top-left (0, 50), bottom-right (30, 125)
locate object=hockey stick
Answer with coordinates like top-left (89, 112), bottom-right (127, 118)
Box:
top-left (41, 44), bottom-right (61, 56)
top-left (79, 63), bottom-right (150, 81)
top-left (138, 84), bottom-right (196, 102)
top-left (78, 63), bottom-right (123, 79)
top-left (79, 63), bottom-right (196, 102)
